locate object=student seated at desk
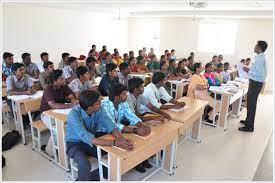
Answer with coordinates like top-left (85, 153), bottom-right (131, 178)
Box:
top-left (221, 62), bottom-right (230, 83)
top-left (2, 52), bottom-right (14, 81)
top-left (128, 57), bottom-right (139, 72)
top-left (98, 63), bottom-right (119, 96)
top-left (40, 70), bottom-right (78, 157)
top-left (39, 61), bottom-right (55, 89)
top-left (69, 66), bottom-right (96, 98)
top-left (37, 52), bottom-right (49, 73)
top-left (142, 47), bottom-right (149, 60)
top-left (148, 48), bottom-right (155, 58)
top-left (62, 56), bottom-right (77, 84)
top-left (101, 83), bottom-right (151, 173)
top-left (170, 49), bottom-right (176, 61)
top-left (210, 55), bottom-right (219, 69)
top-left (215, 63), bottom-right (224, 84)
top-left (187, 56), bottom-right (195, 73)
top-left (160, 55), bottom-right (167, 62)
top-left (136, 50), bottom-right (144, 63)
top-left (58, 52), bottom-right (70, 70)
top-left (143, 72), bottom-right (185, 110)
top-left (129, 50), bottom-right (135, 58)
top-left (66, 90), bottom-right (133, 181)
top-left (123, 53), bottom-right (129, 63)
top-left (175, 59), bottom-right (191, 79)
top-left (204, 63), bottom-right (221, 86)
top-left (168, 59), bottom-right (178, 76)
top-left (99, 45), bottom-right (107, 61)
top-left (86, 56), bottom-right (102, 80)
top-left (6, 62), bottom-right (36, 128)
top-left (127, 77), bottom-right (171, 122)
top-left (136, 56), bottom-right (149, 72)
top-left (117, 62), bottom-right (133, 87)
top-left (22, 53), bottom-right (40, 79)
top-left (187, 62), bottom-right (220, 123)
top-left (147, 54), bottom-right (160, 72)
top-left (160, 61), bottom-right (175, 80)
top-left (98, 52), bottom-right (113, 74)
top-left (112, 52), bottom-right (124, 66)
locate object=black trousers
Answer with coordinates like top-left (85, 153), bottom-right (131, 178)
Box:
top-left (245, 79), bottom-right (263, 128)
top-left (66, 132), bottom-right (107, 181)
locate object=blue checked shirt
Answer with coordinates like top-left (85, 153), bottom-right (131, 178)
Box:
top-left (249, 53), bottom-right (267, 82)
top-left (101, 97), bottom-right (141, 132)
top-left (2, 62), bottom-right (13, 78)
top-left (66, 105), bottom-right (117, 147)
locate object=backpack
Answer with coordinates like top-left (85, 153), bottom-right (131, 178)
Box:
top-left (2, 156), bottom-right (6, 168)
top-left (2, 130), bottom-right (21, 151)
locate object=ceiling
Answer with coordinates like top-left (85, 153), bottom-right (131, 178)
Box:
top-left (4, 1), bottom-right (274, 18)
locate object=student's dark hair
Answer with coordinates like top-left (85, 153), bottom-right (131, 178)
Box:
top-left (119, 62), bottom-right (129, 71)
top-left (246, 57), bottom-right (251, 61)
top-left (152, 72), bottom-right (166, 85)
top-left (194, 62), bottom-right (202, 72)
top-left (76, 66), bottom-right (88, 78)
top-left (50, 69), bottom-right (63, 82)
top-left (68, 56), bottom-right (77, 64)
top-left (88, 49), bottom-right (95, 54)
top-left (109, 83), bottom-right (128, 101)
top-left (138, 50), bottom-right (143, 54)
top-left (79, 90), bottom-right (101, 110)
top-left (128, 56), bottom-right (135, 62)
top-left (62, 52), bottom-right (70, 59)
top-left (171, 49), bottom-right (175, 52)
top-left (241, 59), bottom-right (245, 63)
top-left (21, 53), bottom-right (30, 59)
top-left (212, 55), bottom-right (218, 59)
top-left (218, 54), bottom-right (223, 57)
top-left (3, 52), bottom-right (13, 59)
top-left (205, 63), bottom-right (213, 69)
top-left (188, 56), bottom-right (193, 61)
top-left (178, 59), bottom-right (187, 66)
top-left (169, 59), bottom-right (175, 65)
top-left (86, 56), bottom-right (97, 65)
top-left (40, 52), bottom-right (48, 59)
top-left (129, 51), bottom-right (134, 55)
top-left (190, 52), bottom-right (194, 55)
top-left (92, 44), bottom-right (96, 48)
top-left (164, 50), bottom-right (169, 53)
top-left (160, 55), bottom-right (166, 59)
top-left (123, 53), bottom-right (128, 57)
top-left (106, 52), bottom-right (111, 57)
top-left (160, 61), bottom-right (167, 69)
top-left (43, 61), bottom-right (54, 69)
top-left (106, 63), bottom-right (117, 75)
top-left (12, 63), bottom-right (24, 72)
top-left (103, 45), bottom-right (107, 49)
top-left (128, 77), bottom-right (144, 93)
top-left (217, 63), bottom-right (223, 68)
top-left (257, 40), bottom-right (268, 52)
top-left (224, 62), bottom-right (230, 67)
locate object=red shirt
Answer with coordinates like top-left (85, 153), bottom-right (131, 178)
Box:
top-left (130, 64), bottom-right (139, 72)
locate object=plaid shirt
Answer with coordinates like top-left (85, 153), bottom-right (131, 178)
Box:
top-left (100, 97), bottom-right (141, 132)
top-left (2, 62), bottom-right (13, 78)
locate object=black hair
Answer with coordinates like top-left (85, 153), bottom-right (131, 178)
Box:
top-left (62, 52), bottom-right (70, 59)
top-left (119, 62), bottom-right (129, 71)
top-left (205, 63), bottom-right (212, 69)
top-left (138, 50), bottom-right (143, 54)
top-left (257, 40), bottom-right (268, 52)
top-left (86, 56), bottom-right (97, 65)
top-left (79, 90), bottom-right (101, 110)
top-left (106, 63), bottom-right (117, 75)
top-left (50, 70), bottom-right (63, 82)
top-left (164, 50), bottom-right (169, 53)
top-left (129, 51), bottom-right (134, 55)
top-left (40, 52), bottom-right (48, 59)
top-left (128, 57), bottom-right (135, 62)
top-left (12, 63), bottom-right (24, 72)
top-left (128, 77), bottom-right (144, 93)
top-left (160, 55), bottom-right (166, 59)
top-left (246, 58), bottom-right (251, 61)
top-left (68, 56), bottom-right (77, 64)
top-left (160, 61), bottom-right (167, 69)
top-left (241, 59), bottom-right (245, 63)
top-left (106, 52), bottom-right (111, 57)
top-left (43, 61), bottom-right (54, 69)
top-left (114, 48), bottom-right (118, 52)
top-left (171, 49), bottom-right (175, 52)
top-left (218, 54), bottom-right (223, 57)
top-left (217, 63), bottom-right (223, 68)
top-left (109, 83), bottom-right (128, 101)
top-left (224, 62), bottom-right (230, 67)
top-left (188, 56), bottom-right (193, 61)
top-left (21, 53), bottom-right (30, 59)
top-left (169, 59), bottom-right (175, 65)
top-left (123, 53), bottom-right (128, 57)
top-left (178, 58), bottom-right (187, 66)
top-left (3, 52), bottom-right (13, 60)
top-left (190, 52), bottom-right (194, 55)
top-left (212, 55), bottom-right (218, 59)
top-left (194, 62), bottom-right (202, 72)
top-left (92, 45), bottom-right (96, 48)
top-left (76, 66), bottom-right (88, 78)
top-left (152, 72), bottom-right (166, 85)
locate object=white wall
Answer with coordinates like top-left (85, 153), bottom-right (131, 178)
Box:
top-left (128, 17), bottom-right (273, 90)
top-left (2, 3), bottom-right (128, 67)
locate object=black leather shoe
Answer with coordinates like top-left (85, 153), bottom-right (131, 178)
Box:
top-left (135, 164), bottom-right (146, 173)
top-left (240, 120), bottom-right (246, 125)
top-left (41, 145), bottom-right (46, 152)
top-left (143, 160), bottom-right (152, 169)
top-left (239, 126), bottom-right (254, 132)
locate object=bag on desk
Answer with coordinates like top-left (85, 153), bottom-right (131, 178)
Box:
top-left (2, 130), bottom-right (21, 151)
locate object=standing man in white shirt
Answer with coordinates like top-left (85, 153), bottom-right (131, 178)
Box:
top-left (239, 40), bottom-right (268, 132)
top-left (37, 52), bottom-right (49, 73)
top-left (143, 71), bottom-right (185, 110)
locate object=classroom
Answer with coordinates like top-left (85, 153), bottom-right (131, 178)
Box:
top-left (1, 1), bottom-right (274, 182)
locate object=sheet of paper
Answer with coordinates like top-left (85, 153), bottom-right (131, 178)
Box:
top-left (7, 90), bottom-right (43, 101)
top-left (169, 105), bottom-right (189, 112)
top-left (52, 108), bottom-right (72, 115)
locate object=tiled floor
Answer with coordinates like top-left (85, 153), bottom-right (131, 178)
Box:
top-left (2, 93), bottom-right (273, 181)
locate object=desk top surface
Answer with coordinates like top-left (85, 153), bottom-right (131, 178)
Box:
top-left (43, 109), bottom-right (67, 122)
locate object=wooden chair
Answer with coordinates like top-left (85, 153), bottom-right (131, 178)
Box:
top-left (24, 98), bottom-right (48, 154)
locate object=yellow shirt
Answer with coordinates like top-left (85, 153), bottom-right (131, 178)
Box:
top-left (113, 58), bottom-right (123, 65)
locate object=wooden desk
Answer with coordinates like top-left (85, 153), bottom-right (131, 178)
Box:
top-left (167, 79), bottom-right (190, 100)
top-left (7, 91), bottom-right (43, 144)
top-left (42, 109), bottom-right (68, 170)
top-left (162, 97), bottom-right (209, 143)
top-left (130, 72), bottom-right (152, 86)
top-left (97, 120), bottom-right (183, 181)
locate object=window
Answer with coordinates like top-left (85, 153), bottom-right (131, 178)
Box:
top-left (198, 20), bottom-right (237, 54)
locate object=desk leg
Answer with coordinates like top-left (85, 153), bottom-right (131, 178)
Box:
top-left (56, 120), bottom-right (68, 170)
top-left (14, 102), bottom-right (26, 144)
top-left (218, 94), bottom-right (230, 130)
top-left (162, 139), bottom-right (177, 175)
top-left (187, 116), bottom-right (202, 143)
top-left (232, 97), bottom-right (242, 117)
top-left (108, 153), bottom-right (121, 181)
